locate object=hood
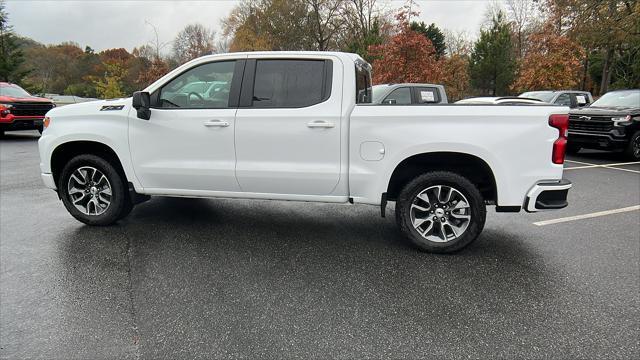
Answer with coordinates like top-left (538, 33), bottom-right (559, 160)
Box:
top-left (47, 97), bottom-right (131, 117)
top-left (0, 94), bottom-right (54, 104)
top-left (570, 106), bottom-right (640, 117)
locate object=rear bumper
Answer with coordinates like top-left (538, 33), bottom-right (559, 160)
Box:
top-left (41, 173), bottom-right (57, 190)
top-left (524, 179), bottom-right (572, 213)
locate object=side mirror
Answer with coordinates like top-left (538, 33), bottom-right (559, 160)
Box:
top-left (132, 91), bottom-right (151, 120)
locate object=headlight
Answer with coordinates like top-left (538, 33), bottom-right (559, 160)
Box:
top-left (0, 103), bottom-right (12, 116)
top-left (612, 115), bottom-right (632, 126)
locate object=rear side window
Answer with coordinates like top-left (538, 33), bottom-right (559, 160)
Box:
top-left (252, 60), bottom-right (329, 108)
top-left (554, 93), bottom-right (571, 106)
top-left (416, 87), bottom-right (440, 104)
top-left (355, 60), bottom-right (372, 104)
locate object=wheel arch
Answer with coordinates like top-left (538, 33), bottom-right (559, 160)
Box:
top-left (50, 141), bottom-right (128, 188)
top-left (386, 151), bottom-right (498, 203)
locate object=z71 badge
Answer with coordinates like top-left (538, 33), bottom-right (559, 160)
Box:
top-left (100, 105), bottom-right (125, 111)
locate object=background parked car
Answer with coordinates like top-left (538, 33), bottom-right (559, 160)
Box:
top-left (567, 89), bottom-right (640, 160)
top-left (519, 90), bottom-right (594, 108)
top-left (371, 84), bottom-right (448, 105)
top-left (0, 82), bottom-right (55, 135)
top-left (455, 96), bottom-right (545, 105)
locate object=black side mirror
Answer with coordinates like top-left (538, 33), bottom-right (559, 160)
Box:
top-left (132, 91), bottom-right (151, 120)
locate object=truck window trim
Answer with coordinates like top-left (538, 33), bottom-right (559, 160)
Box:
top-left (149, 59), bottom-right (246, 110)
top-left (238, 58), bottom-right (333, 109)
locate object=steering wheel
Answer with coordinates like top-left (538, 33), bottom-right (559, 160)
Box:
top-left (188, 92), bottom-right (204, 101)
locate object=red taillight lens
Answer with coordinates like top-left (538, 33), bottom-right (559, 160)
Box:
top-left (549, 114), bottom-right (569, 164)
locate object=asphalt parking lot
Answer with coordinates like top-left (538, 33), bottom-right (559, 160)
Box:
top-left (1, 130), bottom-right (638, 359)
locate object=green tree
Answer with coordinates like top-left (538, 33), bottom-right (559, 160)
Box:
top-left (93, 63), bottom-right (125, 99)
top-left (0, 0), bottom-right (28, 83)
top-left (409, 21), bottom-right (446, 59)
top-left (469, 11), bottom-right (516, 96)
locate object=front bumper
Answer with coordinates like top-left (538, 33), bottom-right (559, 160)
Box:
top-left (524, 179), bottom-right (572, 213)
top-left (0, 117), bottom-right (44, 131)
top-left (568, 130), bottom-right (628, 150)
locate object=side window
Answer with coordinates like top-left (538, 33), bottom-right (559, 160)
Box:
top-left (416, 87), bottom-right (439, 104)
top-left (252, 60), bottom-right (329, 108)
top-left (355, 60), bottom-right (372, 104)
top-left (159, 61), bottom-right (235, 109)
top-left (574, 94), bottom-right (589, 107)
top-left (554, 93), bottom-right (571, 106)
top-left (382, 88), bottom-right (412, 105)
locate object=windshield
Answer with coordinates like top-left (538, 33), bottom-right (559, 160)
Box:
top-left (591, 90), bottom-right (640, 108)
top-left (520, 91), bottom-right (555, 102)
top-left (0, 84), bottom-right (32, 98)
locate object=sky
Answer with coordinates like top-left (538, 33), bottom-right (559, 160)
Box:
top-left (6, 0), bottom-right (497, 53)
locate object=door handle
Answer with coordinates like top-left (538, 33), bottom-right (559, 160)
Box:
top-left (307, 120), bottom-right (335, 128)
top-left (203, 120), bottom-right (230, 127)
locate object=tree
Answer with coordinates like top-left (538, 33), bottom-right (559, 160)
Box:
top-left (0, 0), bottom-right (28, 83)
top-left (511, 28), bottom-right (585, 92)
top-left (172, 23), bottom-right (215, 64)
top-left (469, 11), bottom-right (517, 96)
top-left (93, 62), bottom-right (125, 99)
top-left (409, 21), bottom-right (446, 59)
top-left (368, 11), bottom-right (443, 84)
top-left (305, 0), bottom-right (346, 51)
top-left (441, 54), bottom-right (471, 101)
top-left (505, 0), bottom-right (540, 59)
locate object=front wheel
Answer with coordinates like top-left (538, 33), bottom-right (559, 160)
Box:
top-left (58, 154), bottom-right (130, 225)
top-left (624, 131), bottom-right (640, 161)
top-left (395, 171), bottom-right (486, 253)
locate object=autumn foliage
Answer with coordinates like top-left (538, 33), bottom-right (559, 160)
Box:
top-left (512, 28), bottom-right (585, 92)
top-left (368, 12), bottom-right (444, 84)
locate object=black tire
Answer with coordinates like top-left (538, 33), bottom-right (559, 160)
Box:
top-left (395, 171), bottom-right (486, 253)
top-left (566, 143), bottom-right (581, 155)
top-left (58, 154), bottom-right (130, 225)
top-left (624, 131), bottom-right (640, 161)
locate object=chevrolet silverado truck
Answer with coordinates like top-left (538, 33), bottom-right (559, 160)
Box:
top-left (38, 52), bottom-right (572, 253)
top-left (0, 82), bottom-right (55, 135)
top-left (567, 89), bottom-right (640, 160)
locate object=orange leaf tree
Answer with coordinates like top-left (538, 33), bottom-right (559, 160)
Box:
top-left (512, 28), bottom-right (585, 92)
top-left (368, 11), bottom-right (443, 84)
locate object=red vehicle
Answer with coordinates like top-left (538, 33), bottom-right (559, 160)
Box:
top-left (0, 82), bottom-right (55, 136)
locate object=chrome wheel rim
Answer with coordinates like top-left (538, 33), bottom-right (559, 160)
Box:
top-left (410, 185), bottom-right (471, 243)
top-left (633, 136), bottom-right (640, 158)
top-left (67, 166), bottom-right (112, 215)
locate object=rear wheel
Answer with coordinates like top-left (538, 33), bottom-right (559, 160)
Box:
top-left (58, 154), bottom-right (130, 225)
top-left (624, 131), bottom-right (640, 161)
top-left (395, 171), bottom-right (486, 253)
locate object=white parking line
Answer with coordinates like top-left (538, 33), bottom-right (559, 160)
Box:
top-left (564, 160), bottom-right (640, 174)
top-left (534, 205), bottom-right (640, 226)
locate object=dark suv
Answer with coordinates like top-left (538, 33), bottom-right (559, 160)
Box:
top-left (567, 89), bottom-right (640, 160)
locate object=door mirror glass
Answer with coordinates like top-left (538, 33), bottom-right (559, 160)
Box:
top-left (132, 91), bottom-right (151, 120)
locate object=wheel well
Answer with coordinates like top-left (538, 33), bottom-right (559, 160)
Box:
top-left (50, 141), bottom-right (127, 187)
top-left (387, 152), bottom-right (497, 203)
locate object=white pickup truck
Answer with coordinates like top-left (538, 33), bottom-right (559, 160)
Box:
top-left (38, 51), bottom-right (572, 253)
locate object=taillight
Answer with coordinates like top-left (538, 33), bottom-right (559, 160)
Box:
top-left (549, 114), bottom-right (569, 164)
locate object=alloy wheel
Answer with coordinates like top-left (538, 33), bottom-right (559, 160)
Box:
top-left (67, 166), bottom-right (112, 215)
top-left (409, 185), bottom-right (471, 243)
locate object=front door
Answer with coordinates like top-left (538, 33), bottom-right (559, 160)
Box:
top-left (234, 58), bottom-right (342, 195)
top-left (129, 60), bottom-right (243, 193)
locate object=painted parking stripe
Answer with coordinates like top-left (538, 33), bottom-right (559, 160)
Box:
top-left (564, 161), bottom-right (640, 173)
top-left (533, 205), bottom-right (640, 226)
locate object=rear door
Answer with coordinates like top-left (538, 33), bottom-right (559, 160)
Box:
top-left (234, 57), bottom-right (342, 195)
